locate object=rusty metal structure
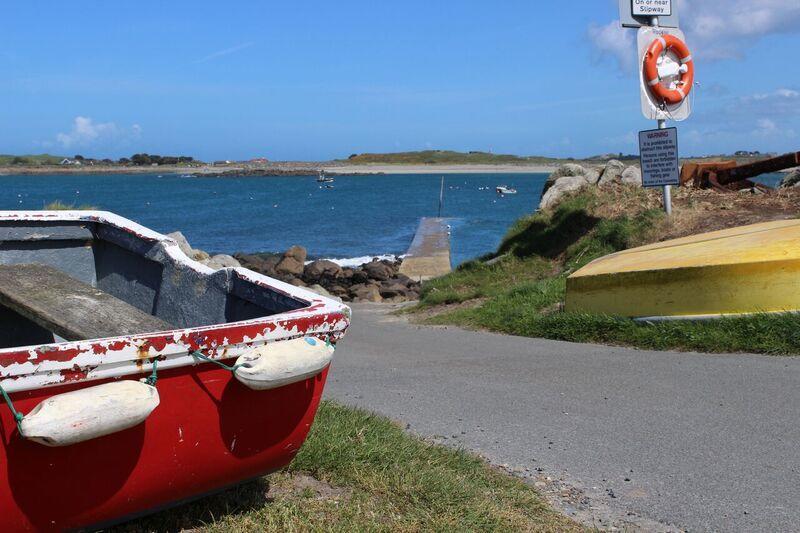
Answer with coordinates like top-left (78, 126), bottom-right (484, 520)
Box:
top-left (680, 151), bottom-right (800, 192)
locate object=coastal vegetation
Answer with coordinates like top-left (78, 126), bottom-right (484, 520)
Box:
top-left (117, 401), bottom-right (578, 532)
top-left (413, 184), bottom-right (800, 356)
top-left (0, 154), bottom-right (64, 166)
top-left (342, 150), bottom-right (564, 165)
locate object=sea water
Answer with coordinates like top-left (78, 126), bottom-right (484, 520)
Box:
top-left (0, 173), bottom-right (549, 266)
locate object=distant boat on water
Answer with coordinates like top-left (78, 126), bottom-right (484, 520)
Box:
top-left (496, 185), bottom-right (517, 195)
top-left (317, 170), bottom-right (334, 183)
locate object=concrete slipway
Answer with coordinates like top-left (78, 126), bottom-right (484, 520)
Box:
top-left (326, 303), bottom-right (800, 532)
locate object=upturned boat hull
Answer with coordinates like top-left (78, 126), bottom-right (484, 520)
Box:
top-left (566, 219), bottom-right (800, 319)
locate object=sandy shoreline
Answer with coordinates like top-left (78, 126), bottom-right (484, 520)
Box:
top-left (0, 162), bottom-right (557, 176)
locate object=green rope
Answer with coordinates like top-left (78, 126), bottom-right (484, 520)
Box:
top-left (144, 359), bottom-right (159, 387)
top-left (190, 350), bottom-right (243, 372)
top-left (0, 382), bottom-right (25, 434)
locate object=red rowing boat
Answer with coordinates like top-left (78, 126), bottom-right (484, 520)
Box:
top-left (0, 211), bottom-right (350, 530)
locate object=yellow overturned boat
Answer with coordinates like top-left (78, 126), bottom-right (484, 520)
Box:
top-left (566, 220), bottom-right (800, 320)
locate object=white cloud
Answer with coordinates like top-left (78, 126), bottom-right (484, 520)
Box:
top-left (54, 116), bottom-right (141, 149)
top-left (589, 0), bottom-right (800, 68)
top-left (753, 118), bottom-right (778, 136)
top-left (681, 0), bottom-right (800, 59)
top-left (587, 20), bottom-right (636, 72)
top-left (193, 42), bottom-right (254, 64)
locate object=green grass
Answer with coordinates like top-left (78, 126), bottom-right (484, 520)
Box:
top-left (0, 154), bottom-right (64, 166)
top-left (340, 150), bottom-right (562, 165)
top-left (415, 186), bottom-right (800, 356)
top-left (115, 401), bottom-right (580, 532)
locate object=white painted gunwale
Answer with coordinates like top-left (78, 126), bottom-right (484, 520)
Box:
top-left (0, 211), bottom-right (351, 393)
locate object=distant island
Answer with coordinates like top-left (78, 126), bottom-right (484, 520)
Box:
top-left (0, 150), bottom-right (784, 176)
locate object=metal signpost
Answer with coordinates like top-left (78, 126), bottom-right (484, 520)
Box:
top-left (621, 0), bottom-right (692, 216)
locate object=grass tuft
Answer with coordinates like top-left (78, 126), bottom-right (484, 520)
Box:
top-left (115, 401), bottom-right (579, 532)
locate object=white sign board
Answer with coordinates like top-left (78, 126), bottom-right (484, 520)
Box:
top-left (639, 127), bottom-right (680, 188)
top-left (632, 0), bottom-right (671, 17)
top-left (619, 0), bottom-right (679, 28)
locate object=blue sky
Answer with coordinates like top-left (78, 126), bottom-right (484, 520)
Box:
top-left (2, 0), bottom-right (799, 161)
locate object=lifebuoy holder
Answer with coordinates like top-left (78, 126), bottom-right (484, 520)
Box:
top-left (643, 34), bottom-right (694, 106)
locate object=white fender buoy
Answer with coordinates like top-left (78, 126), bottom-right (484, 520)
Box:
top-left (19, 380), bottom-right (160, 447)
top-left (234, 337), bottom-right (334, 391)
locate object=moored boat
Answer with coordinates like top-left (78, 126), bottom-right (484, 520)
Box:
top-left (0, 210), bottom-right (350, 530)
top-left (495, 185), bottom-right (517, 195)
top-left (317, 170), bottom-right (334, 183)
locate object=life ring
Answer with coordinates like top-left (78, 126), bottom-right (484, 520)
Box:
top-left (643, 34), bottom-right (694, 105)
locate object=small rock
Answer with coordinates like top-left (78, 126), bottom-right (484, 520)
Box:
top-left (209, 254), bottom-right (240, 268)
top-left (288, 278), bottom-right (306, 287)
top-left (350, 283), bottom-right (382, 303)
top-left (192, 249), bottom-right (210, 262)
top-left (284, 245), bottom-right (308, 263)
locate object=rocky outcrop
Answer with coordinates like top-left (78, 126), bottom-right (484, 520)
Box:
top-left (538, 161), bottom-right (643, 210)
top-left (237, 251), bottom-right (422, 303)
top-left (276, 246), bottom-right (307, 276)
top-left (170, 235), bottom-right (421, 303)
top-left (779, 169), bottom-right (800, 188)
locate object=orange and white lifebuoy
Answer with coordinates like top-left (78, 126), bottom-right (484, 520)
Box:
top-left (643, 34), bottom-right (694, 105)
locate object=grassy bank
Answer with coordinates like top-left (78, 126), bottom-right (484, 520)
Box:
top-left (415, 185), bottom-right (800, 356)
top-left (117, 401), bottom-right (579, 532)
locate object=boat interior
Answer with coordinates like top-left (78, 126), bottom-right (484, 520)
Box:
top-left (0, 218), bottom-right (309, 349)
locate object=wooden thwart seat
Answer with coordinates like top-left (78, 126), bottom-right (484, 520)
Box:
top-left (0, 264), bottom-right (173, 341)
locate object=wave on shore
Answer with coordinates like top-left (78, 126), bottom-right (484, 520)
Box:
top-left (314, 254), bottom-right (404, 268)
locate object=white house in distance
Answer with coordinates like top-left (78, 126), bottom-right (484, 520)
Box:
top-left (59, 158), bottom-right (82, 166)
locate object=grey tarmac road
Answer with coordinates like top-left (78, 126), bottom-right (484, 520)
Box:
top-left (324, 303), bottom-right (800, 532)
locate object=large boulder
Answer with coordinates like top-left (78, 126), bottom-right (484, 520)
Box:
top-left (362, 260), bottom-right (395, 281)
top-left (304, 260), bottom-right (343, 281)
top-left (167, 231), bottom-right (193, 257)
top-left (235, 253), bottom-right (280, 277)
top-left (542, 164), bottom-right (600, 195)
top-left (276, 246), bottom-right (307, 276)
top-left (621, 166), bottom-right (642, 186)
top-left (779, 169), bottom-right (800, 188)
top-left (538, 175), bottom-right (589, 210)
top-left (597, 159), bottom-right (626, 186)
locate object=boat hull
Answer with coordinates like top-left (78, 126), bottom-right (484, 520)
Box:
top-left (566, 220), bottom-right (800, 319)
top-left (0, 364), bottom-right (329, 531)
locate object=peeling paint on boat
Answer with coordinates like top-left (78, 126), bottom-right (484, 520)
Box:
top-left (0, 210), bottom-right (351, 393)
